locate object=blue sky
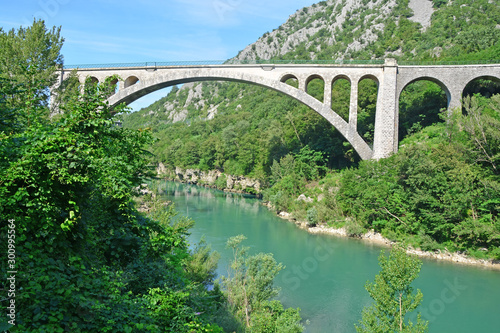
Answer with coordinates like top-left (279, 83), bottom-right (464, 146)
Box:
top-left (1, 0), bottom-right (318, 110)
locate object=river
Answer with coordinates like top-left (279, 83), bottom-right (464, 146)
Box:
top-left (163, 181), bottom-right (500, 332)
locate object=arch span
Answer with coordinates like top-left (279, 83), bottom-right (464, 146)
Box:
top-left (108, 69), bottom-right (373, 160)
top-left (398, 76), bottom-right (451, 108)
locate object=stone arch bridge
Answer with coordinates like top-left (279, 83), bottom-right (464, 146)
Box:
top-left (57, 59), bottom-right (500, 160)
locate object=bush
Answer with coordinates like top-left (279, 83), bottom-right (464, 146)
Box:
top-left (306, 207), bottom-right (319, 227)
top-left (418, 233), bottom-right (440, 252)
top-left (345, 218), bottom-right (366, 237)
top-left (215, 174), bottom-right (227, 190)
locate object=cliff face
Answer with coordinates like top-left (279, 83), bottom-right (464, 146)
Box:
top-left (157, 163), bottom-right (263, 194)
top-left (234, 0), bottom-right (398, 61)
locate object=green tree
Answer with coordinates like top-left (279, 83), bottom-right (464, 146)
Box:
top-left (220, 235), bottom-right (303, 332)
top-left (455, 95), bottom-right (500, 174)
top-left (0, 77), bottom-right (17, 132)
top-left (0, 19), bottom-right (63, 119)
top-left (356, 245), bottom-right (428, 333)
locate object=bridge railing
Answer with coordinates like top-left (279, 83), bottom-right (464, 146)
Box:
top-left (63, 61), bottom-right (226, 69)
top-left (63, 59), bottom-right (500, 70)
top-left (398, 60), bottom-right (500, 65)
top-left (63, 59), bottom-right (386, 69)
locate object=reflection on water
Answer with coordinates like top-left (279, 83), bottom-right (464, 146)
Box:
top-left (165, 182), bottom-right (261, 215)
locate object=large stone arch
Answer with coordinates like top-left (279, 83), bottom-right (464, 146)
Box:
top-left (108, 69), bottom-right (373, 160)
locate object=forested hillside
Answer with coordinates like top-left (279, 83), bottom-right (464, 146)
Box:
top-left (121, 0), bottom-right (500, 260)
top-left (122, 0), bottom-right (500, 172)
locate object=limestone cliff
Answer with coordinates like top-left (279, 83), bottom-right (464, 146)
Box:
top-left (156, 163), bottom-right (263, 195)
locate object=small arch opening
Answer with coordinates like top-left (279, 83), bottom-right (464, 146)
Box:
top-left (281, 74), bottom-right (299, 89)
top-left (306, 75), bottom-right (325, 102)
top-left (357, 77), bottom-right (379, 146)
top-left (104, 76), bottom-right (119, 96)
top-left (86, 76), bottom-right (99, 85)
top-left (331, 76), bottom-right (351, 122)
top-left (84, 76), bottom-right (99, 94)
top-left (125, 76), bottom-right (140, 88)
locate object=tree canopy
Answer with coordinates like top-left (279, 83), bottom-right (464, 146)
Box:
top-left (356, 245), bottom-right (428, 333)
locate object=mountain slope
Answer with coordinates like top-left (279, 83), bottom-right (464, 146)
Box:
top-left (121, 0), bottom-right (500, 176)
top-left (234, 0), bottom-right (400, 61)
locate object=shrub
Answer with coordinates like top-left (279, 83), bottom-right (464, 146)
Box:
top-left (306, 207), bottom-right (319, 227)
top-left (345, 218), bottom-right (366, 237)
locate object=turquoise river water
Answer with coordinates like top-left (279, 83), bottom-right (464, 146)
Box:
top-left (163, 181), bottom-right (500, 333)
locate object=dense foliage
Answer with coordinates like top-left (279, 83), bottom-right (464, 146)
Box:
top-left (0, 72), bottom-right (226, 331)
top-left (0, 21), bottom-right (301, 332)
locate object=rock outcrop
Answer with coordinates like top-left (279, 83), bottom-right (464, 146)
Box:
top-left (156, 163), bottom-right (263, 194)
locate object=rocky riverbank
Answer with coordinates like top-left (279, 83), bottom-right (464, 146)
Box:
top-left (273, 208), bottom-right (500, 271)
top-left (156, 163), bottom-right (264, 195)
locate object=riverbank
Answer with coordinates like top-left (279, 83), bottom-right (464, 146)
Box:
top-left (151, 177), bottom-right (500, 270)
top-left (273, 208), bottom-right (500, 271)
